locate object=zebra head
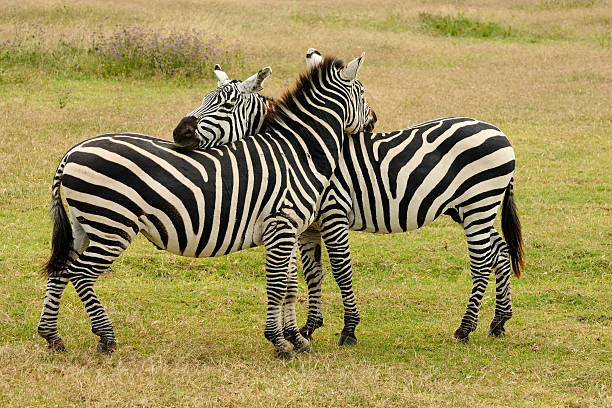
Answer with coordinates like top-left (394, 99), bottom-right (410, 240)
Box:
top-left (306, 48), bottom-right (377, 134)
top-left (173, 65), bottom-right (272, 150)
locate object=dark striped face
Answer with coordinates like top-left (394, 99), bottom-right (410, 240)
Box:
top-left (173, 66), bottom-right (271, 150)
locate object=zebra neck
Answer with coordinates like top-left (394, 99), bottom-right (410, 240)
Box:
top-left (272, 109), bottom-right (345, 181)
top-left (247, 97), bottom-right (269, 137)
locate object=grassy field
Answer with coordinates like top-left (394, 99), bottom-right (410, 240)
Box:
top-left (1, 0), bottom-right (611, 406)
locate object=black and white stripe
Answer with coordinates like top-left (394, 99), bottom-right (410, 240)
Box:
top-left (38, 55), bottom-right (375, 359)
top-left (171, 49), bottom-right (524, 347)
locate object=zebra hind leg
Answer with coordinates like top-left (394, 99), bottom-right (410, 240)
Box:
top-left (37, 215), bottom-right (88, 352)
top-left (454, 225), bottom-right (494, 343)
top-left (297, 228), bottom-right (324, 341)
top-left (37, 275), bottom-right (70, 351)
top-left (282, 247), bottom-right (312, 353)
top-left (488, 228), bottom-right (513, 337)
top-left (322, 220), bottom-right (359, 347)
top-left (68, 241), bottom-right (127, 354)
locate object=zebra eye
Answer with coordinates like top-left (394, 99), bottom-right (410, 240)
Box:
top-left (222, 102), bottom-right (235, 109)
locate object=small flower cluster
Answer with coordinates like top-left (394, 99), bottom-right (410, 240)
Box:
top-left (92, 26), bottom-right (247, 79)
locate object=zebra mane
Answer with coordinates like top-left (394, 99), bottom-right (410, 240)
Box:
top-left (264, 56), bottom-right (344, 128)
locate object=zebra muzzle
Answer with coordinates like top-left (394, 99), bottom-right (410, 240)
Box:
top-left (173, 116), bottom-right (200, 150)
top-left (364, 110), bottom-right (377, 133)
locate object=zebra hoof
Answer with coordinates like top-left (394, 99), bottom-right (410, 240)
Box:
top-left (292, 337), bottom-right (312, 354)
top-left (488, 322), bottom-right (507, 337)
top-left (489, 315), bottom-right (510, 337)
top-left (275, 349), bottom-right (294, 360)
top-left (47, 339), bottom-right (67, 352)
top-left (489, 327), bottom-right (505, 337)
top-left (337, 334), bottom-right (357, 347)
top-left (295, 342), bottom-right (313, 354)
top-left (298, 325), bottom-right (312, 341)
top-left (96, 340), bottom-right (117, 355)
top-left (453, 328), bottom-right (470, 344)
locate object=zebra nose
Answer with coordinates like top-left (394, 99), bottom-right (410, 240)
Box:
top-left (173, 116), bottom-right (199, 149)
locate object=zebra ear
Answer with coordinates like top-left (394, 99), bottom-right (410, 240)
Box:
top-left (240, 66), bottom-right (272, 94)
top-left (306, 48), bottom-right (323, 71)
top-left (340, 52), bottom-right (365, 81)
top-left (214, 64), bottom-right (231, 87)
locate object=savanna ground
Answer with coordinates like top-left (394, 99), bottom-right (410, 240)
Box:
top-left (0, 0), bottom-right (610, 406)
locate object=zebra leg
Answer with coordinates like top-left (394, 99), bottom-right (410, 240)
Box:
top-left (297, 228), bottom-right (324, 340)
top-left (321, 219), bottom-right (359, 346)
top-left (262, 218), bottom-right (296, 359)
top-left (37, 275), bottom-right (70, 351)
top-left (454, 226), bottom-right (494, 343)
top-left (282, 246), bottom-right (312, 353)
top-left (488, 228), bottom-right (513, 337)
top-left (38, 214), bottom-right (88, 351)
top-left (69, 243), bottom-right (125, 354)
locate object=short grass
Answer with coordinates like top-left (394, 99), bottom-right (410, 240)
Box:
top-left (1, 0), bottom-right (611, 407)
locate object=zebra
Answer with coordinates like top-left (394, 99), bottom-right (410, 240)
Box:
top-left (174, 48), bottom-right (524, 346)
top-left (38, 64), bottom-right (273, 353)
top-left (38, 54), bottom-right (376, 359)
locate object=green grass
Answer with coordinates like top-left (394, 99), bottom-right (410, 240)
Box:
top-left (1, 0), bottom-right (611, 406)
top-left (418, 12), bottom-right (545, 42)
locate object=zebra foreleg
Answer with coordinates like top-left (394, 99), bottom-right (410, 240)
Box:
top-left (262, 218), bottom-right (297, 359)
top-left (321, 220), bottom-right (359, 347)
top-left (454, 226), bottom-right (494, 343)
top-left (281, 246), bottom-right (312, 353)
top-left (297, 228), bottom-right (324, 340)
top-left (488, 229), bottom-right (513, 337)
top-left (37, 275), bottom-right (70, 351)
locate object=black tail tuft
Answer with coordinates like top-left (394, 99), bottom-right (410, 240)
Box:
top-left (42, 195), bottom-right (73, 277)
top-left (501, 178), bottom-right (524, 278)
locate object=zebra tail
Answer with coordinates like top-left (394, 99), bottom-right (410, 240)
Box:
top-left (501, 178), bottom-right (524, 278)
top-left (42, 157), bottom-right (73, 277)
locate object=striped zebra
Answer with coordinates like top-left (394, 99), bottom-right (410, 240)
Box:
top-left (38, 64), bottom-right (272, 353)
top-left (175, 48), bottom-right (525, 346)
top-left (302, 49), bottom-right (523, 345)
top-left (37, 54), bottom-right (376, 359)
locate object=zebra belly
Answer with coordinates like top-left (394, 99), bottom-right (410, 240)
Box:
top-left (139, 219), bottom-right (263, 258)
